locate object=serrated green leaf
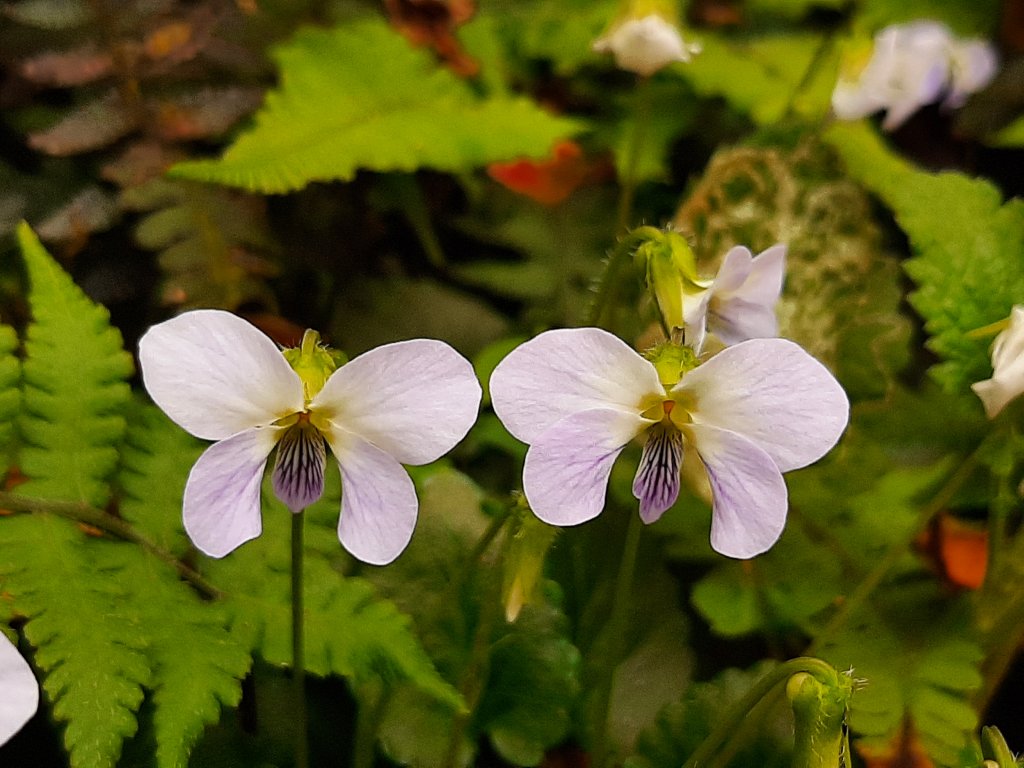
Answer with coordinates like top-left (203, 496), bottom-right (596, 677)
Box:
top-left (483, 0), bottom-right (618, 76)
top-left (677, 34), bottom-right (830, 126)
top-left (691, 524), bottom-right (843, 638)
top-left (0, 515), bottom-right (151, 768)
top-left (478, 604), bottom-right (580, 765)
top-left (824, 122), bottom-right (1024, 393)
top-left (15, 222), bottom-right (133, 508)
top-left (625, 663), bottom-right (792, 768)
top-left (204, 487), bottom-right (463, 711)
top-left (819, 588), bottom-right (982, 766)
top-left (118, 556), bottom-right (249, 768)
top-left (118, 402), bottom-right (204, 552)
top-left (171, 20), bottom-right (581, 193)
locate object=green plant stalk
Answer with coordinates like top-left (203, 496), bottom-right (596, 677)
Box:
top-left (352, 681), bottom-right (388, 768)
top-left (292, 510), bottom-right (309, 768)
top-left (591, 510), bottom-right (644, 768)
top-left (682, 658), bottom-right (844, 768)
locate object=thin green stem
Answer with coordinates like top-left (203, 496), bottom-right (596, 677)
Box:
top-left (682, 658), bottom-right (841, 768)
top-left (591, 511), bottom-right (644, 768)
top-left (291, 510), bottom-right (309, 768)
top-left (614, 76), bottom-right (653, 235)
top-left (584, 227), bottom-right (657, 328)
top-left (0, 490), bottom-right (220, 598)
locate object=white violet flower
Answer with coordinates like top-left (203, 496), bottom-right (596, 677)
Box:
top-left (0, 633), bottom-right (38, 747)
top-left (139, 310), bottom-right (481, 564)
top-left (490, 329), bottom-right (848, 558)
top-left (972, 305), bottom-right (1024, 419)
top-left (593, 14), bottom-right (701, 77)
top-left (831, 21), bottom-right (997, 130)
top-left (682, 244), bottom-right (786, 353)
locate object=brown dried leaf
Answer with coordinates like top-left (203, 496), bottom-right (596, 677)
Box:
top-left (100, 141), bottom-right (186, 188)
top-left (148, 87), bottom-right (264, 142)
top-left (35, 187), bottom-right (118, 243)
top-left (20, 45), bottom-right (114, 87)
top-left (385, 0), bottom-right (479, 77)
top-left (28, 92), bottom-right (137, 155)
top-left (858, 719), bottom-right (936, 768)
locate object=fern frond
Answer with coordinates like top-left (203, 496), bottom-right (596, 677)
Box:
top-left (16, 222), bottom-right (133, 508)
top-left (0, 324), bottom-right (20, 464)
top-left (0, 514), bottom-right (151, 768)
top-left (118, 401), bottom-right (203, 552)
top-left (120, 178), bottom-right (278, 310)
top-left (171, 20), bottom-right (582, 193)
top-left (205, 491), bottom-right (464, 711)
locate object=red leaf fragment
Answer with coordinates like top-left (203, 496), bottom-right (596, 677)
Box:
top-left (101, 141), bottom-right (186, 188)
top-left (35, 187), bottom-right (118, 243)
top-left (488, 140), bottom-right (596, 205)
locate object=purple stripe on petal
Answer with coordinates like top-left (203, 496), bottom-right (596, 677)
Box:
top-left (632, 424), bottom-right (684, 524)
top-left (272, 422), bottom-right (327, 513)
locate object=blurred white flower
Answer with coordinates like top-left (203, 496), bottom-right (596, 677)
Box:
top-left (831, 21), bottom-right (998, 130)
top-left (593, 14), bottom-right (700, 76)
top-left (972, 306), bottom-right (1024, 419)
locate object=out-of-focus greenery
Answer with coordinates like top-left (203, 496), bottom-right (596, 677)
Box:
top-left (0, 1), bottom-right (1022, 767)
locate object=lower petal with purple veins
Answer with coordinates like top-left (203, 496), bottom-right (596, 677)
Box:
top-left (183, 427), bottom-right (279, 558)
top-left (632, 423), bottom-right (684, 523)
top-left (272, 421), bottom-right (327, 513)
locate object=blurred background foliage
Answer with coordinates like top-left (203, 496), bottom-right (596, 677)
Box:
top-left (0, 0), bottom-right (1023, 767)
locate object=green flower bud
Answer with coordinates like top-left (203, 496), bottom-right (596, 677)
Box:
top-left (283, 329), bottom-right (347, 404)
top-left (502, 499), bottom-right (558, 622)
top-left (981, 726), bottom-right (1019, 768)
top-left (786, 670), bottom-right (854, 768)
top-left (637, 228), bottom-right (705, 337)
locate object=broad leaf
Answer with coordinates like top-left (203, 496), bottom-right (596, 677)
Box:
top-left (172, 20), bottom-right (581, 193)
top-left (825, 122), bottom-right (1024, 393)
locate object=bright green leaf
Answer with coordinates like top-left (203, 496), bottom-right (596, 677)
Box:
top-left (16, 221), bottom-right (133, 509)
top-left (171, 20), bottom-right (581, 193)
top-left (824, 122), bottom-right (1024, 392)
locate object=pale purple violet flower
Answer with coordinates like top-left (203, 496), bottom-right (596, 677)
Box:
top-left (490, 329), bottom-right (848, 558)
top-left (831, 21), bottom-right (997, 131)
top-left (0, 633), bottom-right (37, 746)
top-left (139, 310), bottom-right (481, 564)
top-left (972, 305), bottom-right (1024, 419)
top-left (682, 244), bottom-right (786, 353)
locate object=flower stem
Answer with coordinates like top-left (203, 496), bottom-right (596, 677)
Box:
top-left (291, 510), bottom-right (309, 768)
top-left (591, 510), bottom-right (644, 768)
top-left (681, 657), bottom-right (843, 768)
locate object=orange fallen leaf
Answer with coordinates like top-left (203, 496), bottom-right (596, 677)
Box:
top-left (144, 22), bottom-right (194, 60)
top-left (858, 718), bottom-right (934, 768)
top-left (915, 512), bottom-right (989, 590)
top-left (488, 140), bottom-right (595, 205)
